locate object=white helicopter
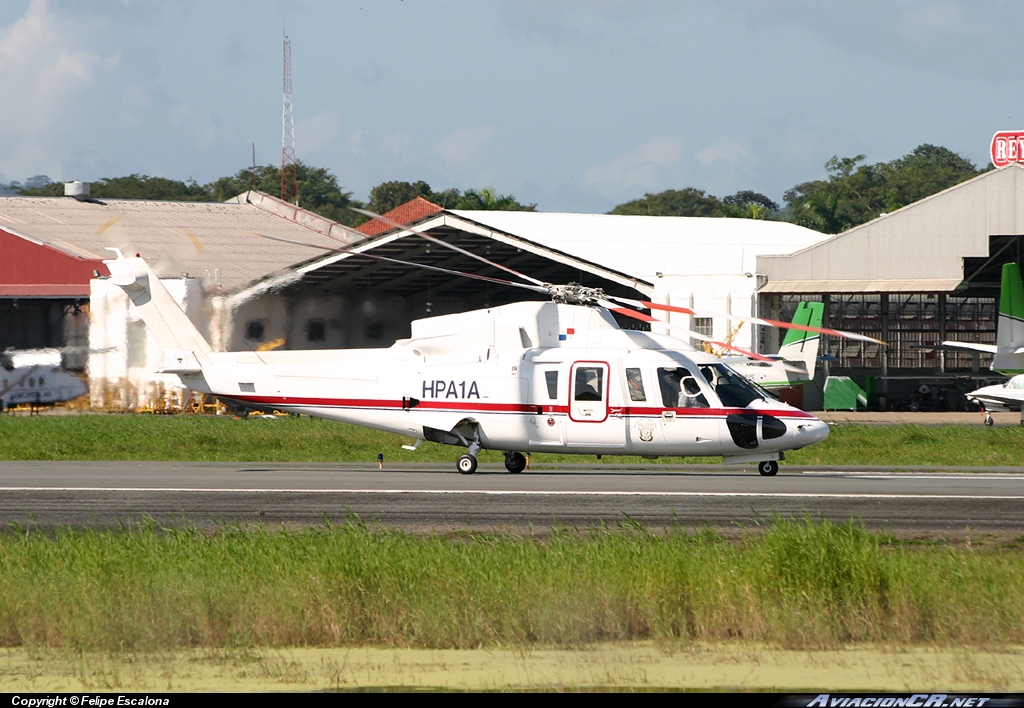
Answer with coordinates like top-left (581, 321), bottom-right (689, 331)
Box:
top-left (1, 349), bottom-right (88, 411)
top-left (101, 211), bottom-right (881, 475)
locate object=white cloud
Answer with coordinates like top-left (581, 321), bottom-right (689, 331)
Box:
top-left (436, 126), bottom-right (495, 167)
top-left (383, 131), bottom-right (411, 156)
top-left (170, 102), bottom-right (219, 150)
top-left (695, 137), bottom-right (753, 167)
top-left (344, 130), bottom-right (369, 156)
top-left (731, 0), bottom-right (1021, 80)
top-left (582, 135), bottom-right (685, 196)
top-left (0, 0), bottom-right (112, 178)
top-left (297, 110), bottom-right (342, 153)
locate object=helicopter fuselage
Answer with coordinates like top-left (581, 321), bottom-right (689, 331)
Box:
top-left (105, 252), bottom-right (829, 472)
top-left (179, 302), bottom-right (828, 463)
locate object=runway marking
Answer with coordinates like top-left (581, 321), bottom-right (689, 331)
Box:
top-left (0, 487), bottom-right (1022, 500)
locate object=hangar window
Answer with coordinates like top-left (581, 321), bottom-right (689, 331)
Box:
top-left (694, 317), bottom-right (713, 337)
top-left (305, 319), bottom-right (326, 342)
top-left (245, 320), bottom-right (265, 342)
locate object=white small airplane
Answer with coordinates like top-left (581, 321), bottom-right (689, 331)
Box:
top-left (100, 212), bottom-right (881, 475)
top-left (0, 349), bottom-right (88, 411)
top-left (941, 262), bottom-right (1024, 425)
top-left (965, 376), bottom-right (1024, 425)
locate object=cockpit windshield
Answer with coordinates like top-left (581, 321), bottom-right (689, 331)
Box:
top-left (700, 364), bottom-right (772, 407)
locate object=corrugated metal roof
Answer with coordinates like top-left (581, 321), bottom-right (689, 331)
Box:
top-left (449, 210), bottom-right (829, 279)
top-left (758, 164), bottom-right (1024, 288)
top-left (0, 192), bottom-right (361, 290)
top-left (760, 279), bottom-right (964, 294)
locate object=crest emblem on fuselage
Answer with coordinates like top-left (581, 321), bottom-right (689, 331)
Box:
top-left (635, 419), bottom-right (655, 442)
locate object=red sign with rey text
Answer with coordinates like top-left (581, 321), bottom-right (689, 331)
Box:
top-left (991, 131), bottom-right (1024, 167)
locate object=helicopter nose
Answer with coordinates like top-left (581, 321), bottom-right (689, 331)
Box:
top-left (793, 416), bottom-right (829, 446)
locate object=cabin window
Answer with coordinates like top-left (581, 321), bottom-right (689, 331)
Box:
top-left (245, 320), bottom-right (265, 341)
top-left (625, 368), bottom-right (646, 401)
top-left (544, 371), bottom-right (559, 400)
top-left (657, 367), bottom-right (709, 408)
top-left (574, 366), bottom-right (603, 402)
top-left (305, 319), bottom-right (326, 342)
top-left (38, 377), bottom-right (44, 386)
top-left (28, 378), bottom-right (35, 388)
top-left (702, 364), bottom-right (765, 407)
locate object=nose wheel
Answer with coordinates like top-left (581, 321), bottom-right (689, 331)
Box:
top-left (758, 460), bottom-right (779, 476)
top-left (503, 452), bottom-right (527, 474)
top-left (457, 454), bottom-right (478, 474)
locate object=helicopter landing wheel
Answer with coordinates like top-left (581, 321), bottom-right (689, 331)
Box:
top-left (985, 413), bottom-right (994, 427)
top-left (504, 452), bottom-right (527, 474)
top-left (457, 454), bottom-right (478, 475)
top-left (758, 460), bottom-right (779, 477)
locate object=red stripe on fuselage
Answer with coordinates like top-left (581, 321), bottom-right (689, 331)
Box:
top-left (223, 394), bottom-right (816, 419)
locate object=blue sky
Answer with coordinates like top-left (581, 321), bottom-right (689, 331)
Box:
top-left (0, 0), bottom-right (1020, 213)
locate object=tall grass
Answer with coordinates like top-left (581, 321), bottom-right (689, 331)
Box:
top-left (3, 415), bottom-right (1024, 466)
top-left (0, 519), bottom-right (1020, 651)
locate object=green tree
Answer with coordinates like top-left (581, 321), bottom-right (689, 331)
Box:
top-left (209, 161), bottom-right (365, 226)
top-left (15, 174), bottom-right (214, 201)
top-left (783, 146), bottom-right (984, 233)
top-left (452, 187), bottom-right (536, 211)
top-left (721, 190), bottom-right (779, 219)
top-left (609, 188), bottom-right (724, 217)
top-left (367, 180), bottom-right (433, 214)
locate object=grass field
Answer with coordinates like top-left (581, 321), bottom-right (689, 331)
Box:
top-left (2, 414), bottom-right (1024, 466)
top-left (0, 519), bottom-right (1021, 652)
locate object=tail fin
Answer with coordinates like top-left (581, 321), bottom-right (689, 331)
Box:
top-left (777, 301), bottom-right (824, 379)
top-left (993, 262), bottom-right (1024, 375)
top-left (102, 249), bottom-right (212, 374)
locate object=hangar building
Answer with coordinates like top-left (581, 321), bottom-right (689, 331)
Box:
top-left (0, 190), bottom-right (357, 408)
top-left (758, 163), bottom-right (1024, 408)
top-left (245, 206), bottom-right (830, 358)
top-left (0, 186), bottom-right (880, 412)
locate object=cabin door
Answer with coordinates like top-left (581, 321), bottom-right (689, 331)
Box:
top-left (565, 361), bottom-right (626, 448)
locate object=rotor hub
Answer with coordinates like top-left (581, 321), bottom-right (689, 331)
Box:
top-left (547, 283), bottom-right (605, 305)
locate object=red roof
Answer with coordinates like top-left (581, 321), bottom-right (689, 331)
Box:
top-left (0, 228), bottom-right (108, 298)
top-left (355, 197), bottom-right (442, 237)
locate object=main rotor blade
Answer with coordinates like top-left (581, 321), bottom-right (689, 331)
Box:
top-left (598, 301), bottom-right (778, 362)
top-left (350, 207), bottom-right (547, 287)
top-left (605, 296), bottom-right (887, 346)
top-left (253, 232), bottom-right (549, 294)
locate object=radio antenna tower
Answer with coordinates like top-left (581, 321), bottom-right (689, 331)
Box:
top-left (280, 34), bottom-right (299, 205)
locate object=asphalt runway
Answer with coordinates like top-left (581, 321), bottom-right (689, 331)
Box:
top-left (1, 461), bottom-right (1023, 533)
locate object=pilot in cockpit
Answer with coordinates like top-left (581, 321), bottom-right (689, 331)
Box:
top-left (679, 376), bottom-right (709, 408)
